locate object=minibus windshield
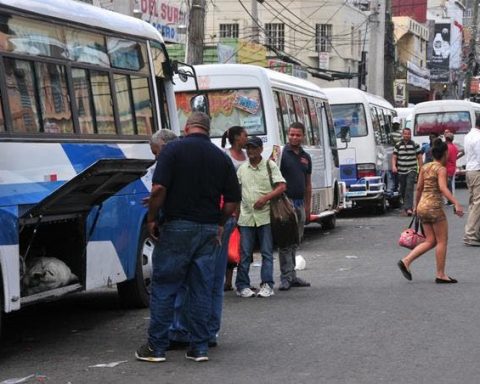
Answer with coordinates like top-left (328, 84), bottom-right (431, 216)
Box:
top-left (175, 89), bottom-right (265, 138)
top-left (414, 111), bottom-right (471, 135)
top-left (330, 103), bottom-right (368, 137)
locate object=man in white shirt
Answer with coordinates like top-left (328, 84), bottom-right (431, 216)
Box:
top-left (463, 118), bottom-right (480, 246)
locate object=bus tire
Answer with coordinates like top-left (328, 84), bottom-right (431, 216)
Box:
top-left (376, 196), bottom-right (387, 214)
top-left (322, 214), bottom-right (336, 230)
top-left (117, 225), bottom-right (153, 308)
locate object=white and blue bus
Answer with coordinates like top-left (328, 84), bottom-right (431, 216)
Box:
top-left (323, 88), bottom-right (400, 213)
top-left (0, 0), bottom-right (180, 330)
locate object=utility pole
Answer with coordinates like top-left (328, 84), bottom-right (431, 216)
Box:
top-left (251, 0), bottom-right (260, 43)
top-left (384, 0), bottom-right (395, 105)
top-left (367, 0), bottom-right (385, 96)
top-left (186, 0), bottom-right (206, 64)
top-left (465, 0), bottom-right (479, 99)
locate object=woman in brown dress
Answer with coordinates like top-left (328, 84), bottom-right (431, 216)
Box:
top-left (397, 138), bottom-right (464, 283)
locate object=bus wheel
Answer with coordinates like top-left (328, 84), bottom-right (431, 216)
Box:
top-left (117, 225), bottom-right (153, 308)
top-left (322, 214), bottom-right (336, 230)
top-left (376, 196), bottom-right (387, 214)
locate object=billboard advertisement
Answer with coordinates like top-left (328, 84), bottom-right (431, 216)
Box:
top-left (428, 23), bottom-right (450, 82)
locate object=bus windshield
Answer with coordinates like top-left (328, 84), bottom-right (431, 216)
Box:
top-left (330, 103), bottom-right (368, 137)
top-left (414, 111), bottom-right (471, 135)
top-left (175, 89), bottom-right (266, 138)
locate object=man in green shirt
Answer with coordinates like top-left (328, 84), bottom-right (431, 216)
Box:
top-left (235, 136), bottom-right (286, 298)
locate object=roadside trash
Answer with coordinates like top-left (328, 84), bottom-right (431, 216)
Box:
top-left (345, 255), bottom-right (358, 259)
top-left (338, 268), bottom-right (350, 272)
top-left (295, 255), bottom-right (306, 270)
top-left (0, 374), bottom-right (46, 384)
top-left (88, 360), bottom-right (128, 368)
top-left (251, 261), bottom-right (261, 267)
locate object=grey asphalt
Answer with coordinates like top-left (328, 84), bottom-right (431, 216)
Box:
top-left (1, 188), bottom-right (479, 384)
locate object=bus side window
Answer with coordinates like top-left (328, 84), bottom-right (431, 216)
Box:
top-left (35, 62), bottom-right (73, 134)
top-left (132, 76), bottom-right (154, 135)
top-left (302, 97), bottom-right (316, 145)
top-left (273, 90), bottom-right (286, 144)
top-left (292, 95), bottom-right (311, 145)
top-left (308, 98), bottom-right (320, 143)
top-left (90, 71), bottom-right (115, 134)
top-left (370, 106), bottom-right (381, 145)
top-left (72, 68), bottom-right (95, 134)
top-left (114, 74), bottom-right (135, 135)
top-left (277, 91), bottom-right (290, 141)
top-left (4, 58), bottom-right (41, 133)
top-left (376, 107), bottom-right (388, 144)
top-left (285, 93), bottom-right (296, 127)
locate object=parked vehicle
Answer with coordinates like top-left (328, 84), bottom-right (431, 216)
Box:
top-left (323, 88), bottom-right (401, 213)
top-left (0, 0), bottom-right (180, 333)
top-left (395, 107), bottom-right (414, 129)
top-left (411, 100), bottom-right (480, 184)
top-left (174, 64), bottom-right (343, 228)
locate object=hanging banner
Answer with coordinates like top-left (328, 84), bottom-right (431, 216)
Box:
top-left (428, 22), bottom-right (450, 83)
top-left (394, 79), bottom-right (407, 107)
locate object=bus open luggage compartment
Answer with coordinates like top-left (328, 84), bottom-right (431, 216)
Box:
top-left (18, 159), bottom-right (154, 304)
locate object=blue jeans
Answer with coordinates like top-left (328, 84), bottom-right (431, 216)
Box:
top-left (235, 224), bottom-right (274, 290)
top-left (169, 217), bottom-right (236, 343)
top-left (148, 220), bottom-right (218, 354)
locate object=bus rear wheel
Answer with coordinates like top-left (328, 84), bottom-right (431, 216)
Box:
top-left (117, 225), bottom-right (153, 308)
top-left (322, 214), bottom-right (336, 230)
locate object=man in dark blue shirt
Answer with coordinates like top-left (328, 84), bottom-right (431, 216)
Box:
top-left (278, 122), bottom-right (312, 291)
top-left (136, 112), bottom-right (240, 363)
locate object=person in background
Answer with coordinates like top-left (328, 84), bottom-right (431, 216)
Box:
top-left (397, 138), bottom-right (464, 283)
top-left (422, 133), bottom-right (440, 164)
top-left (390, 117), bottom-right (402, 145)
top-left (150, 129), bottom-right (179, 157)
top-left (235, 136), bottom-right (286, 298)
top-left (444, 130), bottom-right (460, 204)
top-left (221, 126), bottom-right (248, 291)
top-left (392, 128), bottom-right (423, 216)
top-left (463, 117), bottom-right (480, 246)
top-left (278, 122), bottom-right (311, 291)
top-left (136, 112), bottom-right (240, 363)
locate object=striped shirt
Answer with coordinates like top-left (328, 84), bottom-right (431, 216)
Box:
top-left (393, 140), bottom-right (421, 174)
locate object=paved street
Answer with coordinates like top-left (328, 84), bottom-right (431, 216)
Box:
top-left (1, 188), bottom-right (479, 384)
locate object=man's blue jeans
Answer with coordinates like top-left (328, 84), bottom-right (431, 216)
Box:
top-left (235, 224), bottom-right (274, 290)
top-left (169, 217), bottom-right (236, 343)
top-left (148, 220), bottom-right (218, 354)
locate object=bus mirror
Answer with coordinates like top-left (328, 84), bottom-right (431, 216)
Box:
top-left (191, 94), bottom-right (209, 114)
top-left (178, 69), bottom-right (189, 83)
top-left (340, 126), bottom-right (351, 143)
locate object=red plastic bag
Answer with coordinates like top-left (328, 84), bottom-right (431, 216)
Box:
top-left (227, 227), bottom-right (241, 264)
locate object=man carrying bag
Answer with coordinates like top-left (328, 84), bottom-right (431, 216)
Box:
top-left (235, 136), bottom-right (286, 298)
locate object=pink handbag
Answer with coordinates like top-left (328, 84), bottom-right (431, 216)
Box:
top-left (398, 216), bottom-right (426, 250)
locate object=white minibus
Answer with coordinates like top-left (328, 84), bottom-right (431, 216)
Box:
top-left (323, 88), bottom-right (401, 212)
top-left (412, 100), bottom-right (480, 184)
top-left (174, 64), bottom-right (343, 228)
top-left (395, 107), bottom-right (414, 129)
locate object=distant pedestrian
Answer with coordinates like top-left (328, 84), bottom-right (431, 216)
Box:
top-left (397, 139), bottom-right (464, 283)
top-left (444, 130), bottom-right (461, 203)
top-left (392, 128), bottom-right (423, 216)
top-left (463, 117), bottom-right (480, 246)
top-left (136, 112), bottom-right (240, 363)
top-left (390, 117), bottom-right (402, 145)
top-left (278, 122), bottom-right (311, 291)
top-left (235, 136), bottom-right (286, 298)
top-left (422, 133), bottom-right (440, 164)
top-left (221, 126), bottom-right (248, 291)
